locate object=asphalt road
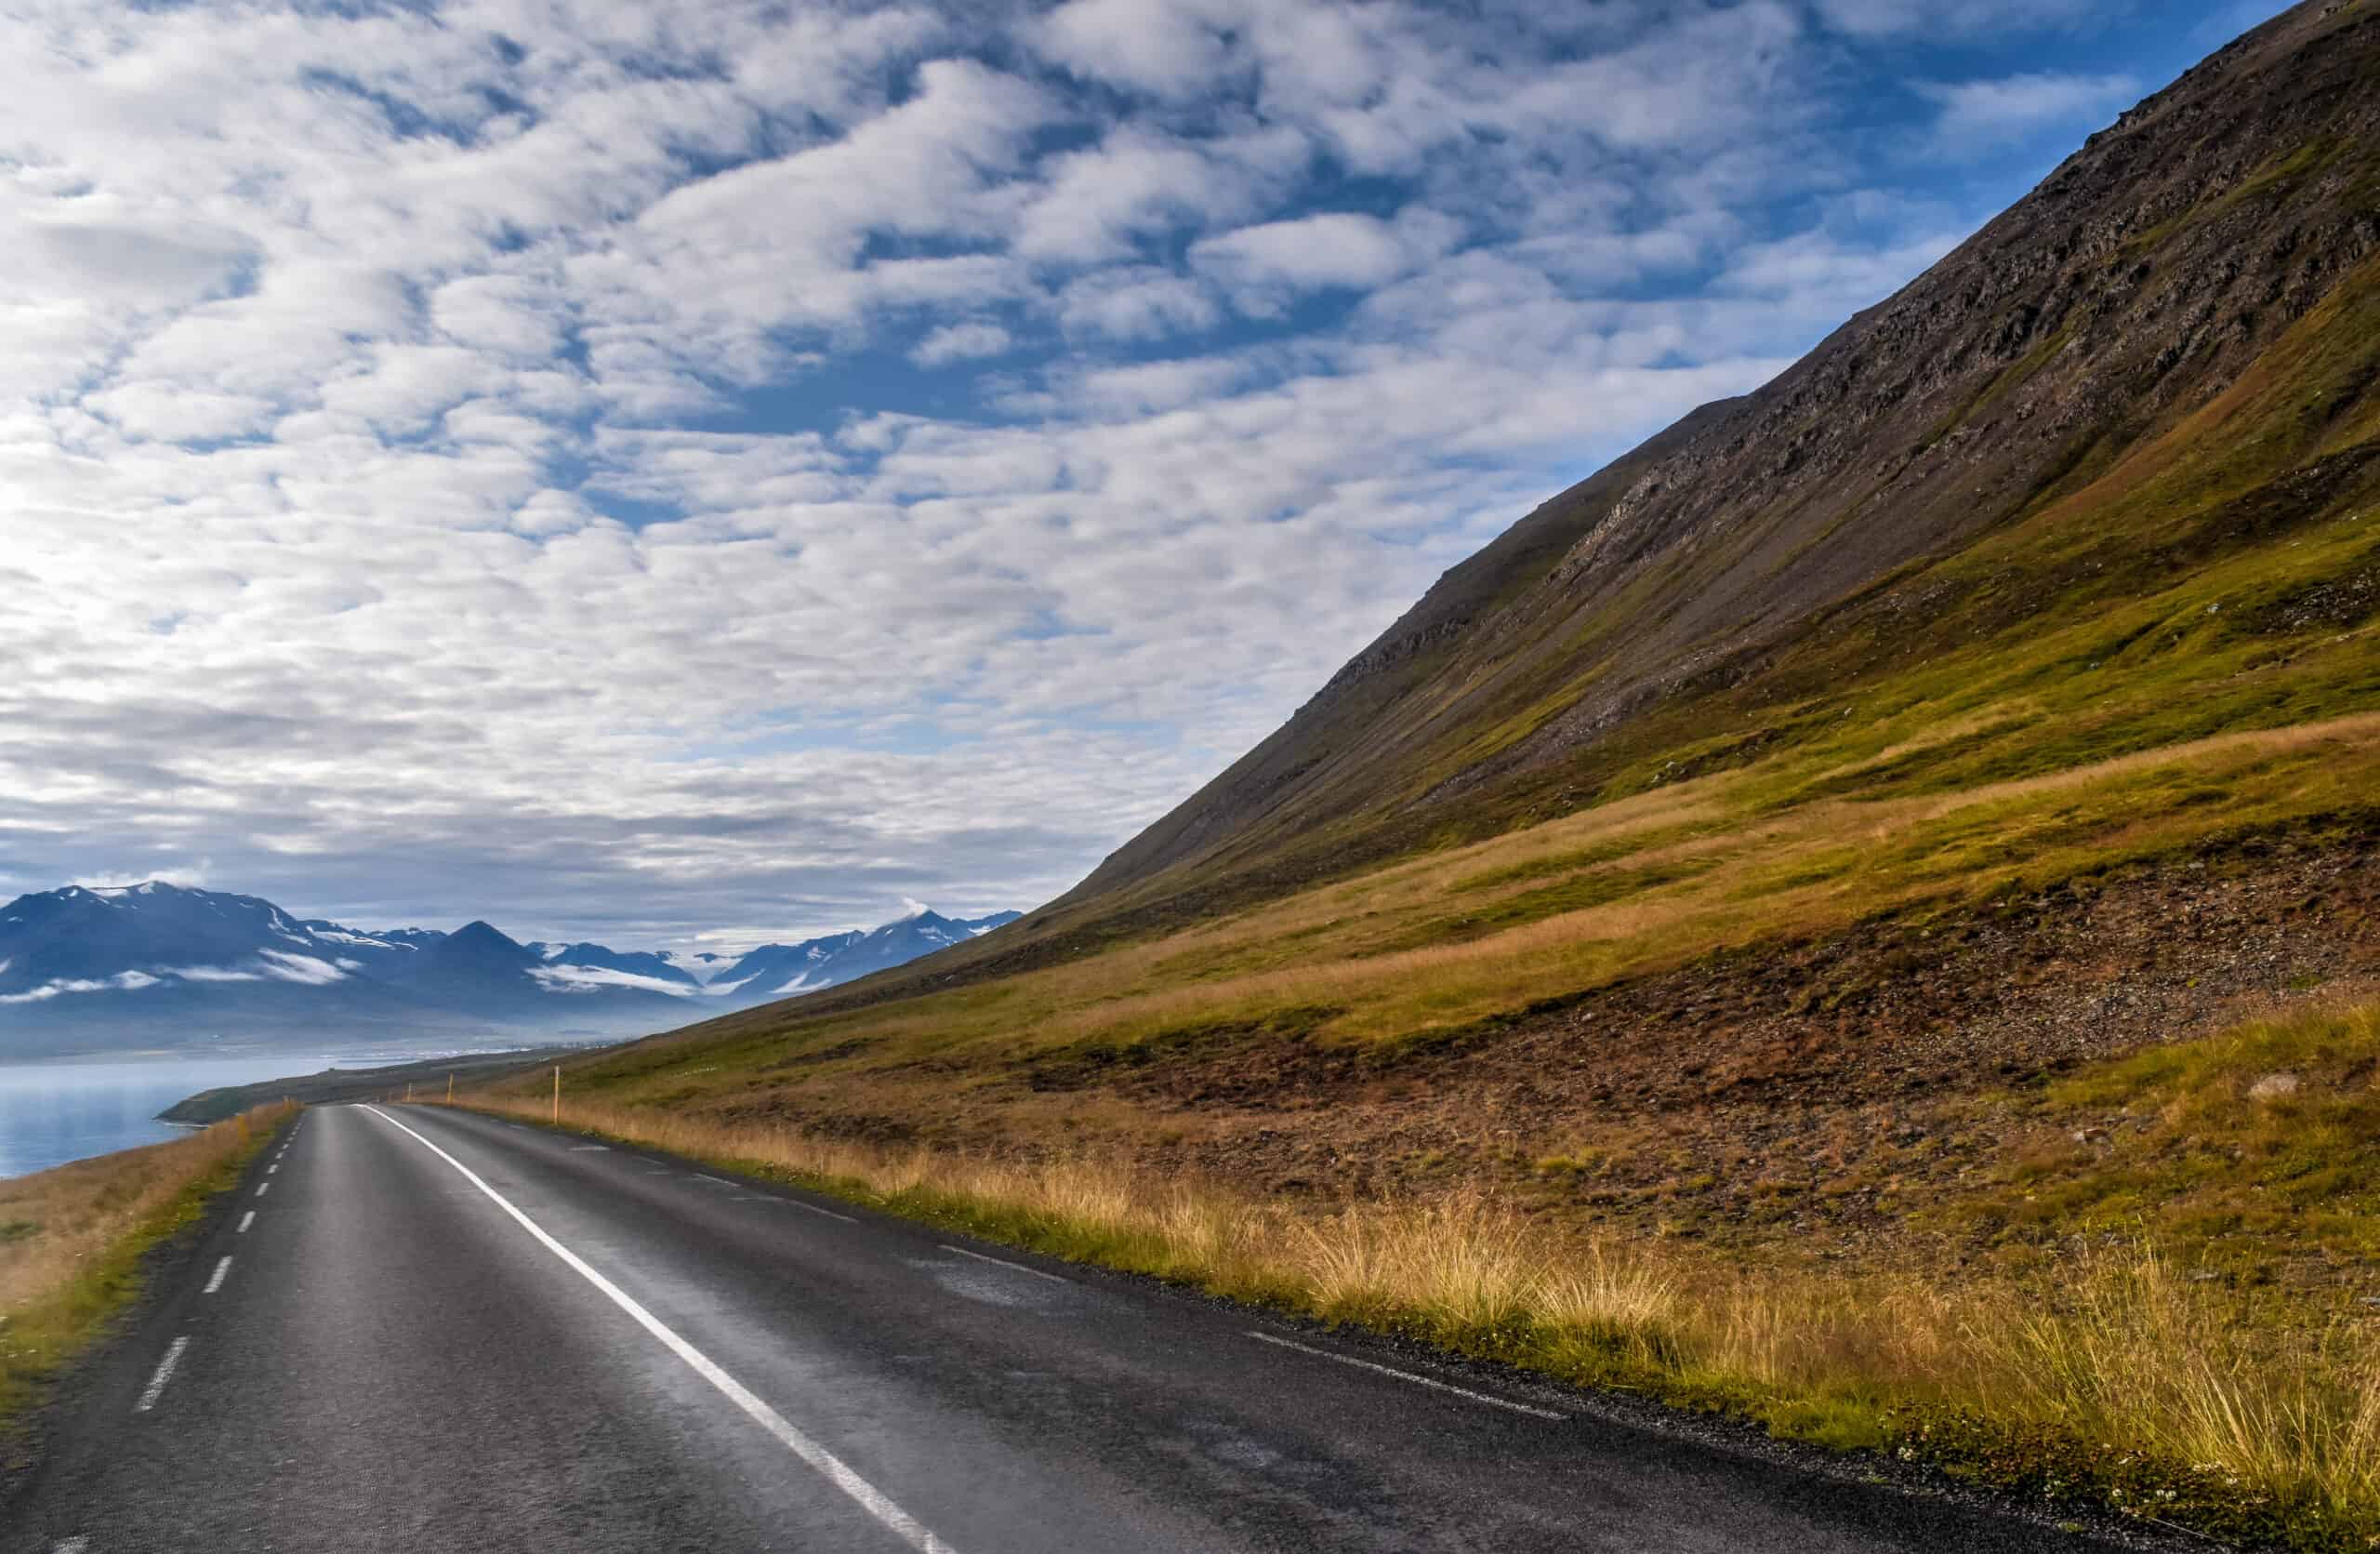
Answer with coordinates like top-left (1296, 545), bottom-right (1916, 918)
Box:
top-left (6, 1104), bottom-right (2149, 1553)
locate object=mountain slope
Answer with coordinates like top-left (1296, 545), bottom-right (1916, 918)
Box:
top-left (587, 6), bottom-right (2380, 1048)
top-left (1051, 0), bottom-right (2380, 930)
top-left (709, 931), bottom-right (864, 1000)
top-left (541, 0), bottom-right (2380, 1277)
top-left (614, 5), bottom-right (2374, 1043)
top-left (576, 3), bottom-right (2380, 1066)
top-left (298, 919), bottom-right (437, 976)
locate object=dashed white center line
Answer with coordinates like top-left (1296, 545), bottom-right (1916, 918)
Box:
top-left (134, 1335), bottom-right (190, 1413)
top-left (237, 1211), bottom-right (256, 1233)
top-left (938, 1244), bottom-right (1068, 1285)
top-left (204, 1256), bottom-right (233, 1295)
top-left (50, 1536), bottom-right (87, 1553)
top-left (359, 1106), bottom-right (958, 1554)
top-left (266, 1162), bottom-right (279, 1174)
top-left (1245, 1331), bottom-right (1565, 1420)
top-left (255, 1181), bottom-right (270, 1197)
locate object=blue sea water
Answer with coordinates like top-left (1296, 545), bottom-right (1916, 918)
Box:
top-left (0, 1055), bottom-right (345, 1177)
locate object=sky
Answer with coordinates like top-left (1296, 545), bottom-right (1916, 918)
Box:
top-left (0, 0), bottom-right (2297, 955)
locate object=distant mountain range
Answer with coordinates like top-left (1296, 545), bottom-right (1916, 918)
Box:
top-left (0, 882), bottom-right (1017, 1056)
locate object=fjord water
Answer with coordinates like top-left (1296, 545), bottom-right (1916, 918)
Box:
top-left (0, 1055), bottom-right (337, 1177)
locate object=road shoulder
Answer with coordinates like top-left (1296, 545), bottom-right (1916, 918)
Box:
top-left (0, 1109), bottom-right (290, 1520)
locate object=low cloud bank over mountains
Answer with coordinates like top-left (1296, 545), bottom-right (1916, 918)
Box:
top-left (0, 883), bottom-right (1015, 1056)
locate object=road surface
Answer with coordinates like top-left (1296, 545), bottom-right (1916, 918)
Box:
top-left (7, 1104), bottom-right (2141, 1552)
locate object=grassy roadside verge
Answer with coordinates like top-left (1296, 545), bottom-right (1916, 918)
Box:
top-left (0, 1103), bottom-right (293, 1451)
top-left (450, 1007), bottom-right (2380, 1553)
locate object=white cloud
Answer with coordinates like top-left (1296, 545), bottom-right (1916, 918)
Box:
top-left (1012, 126), bottom-right (1280, 263)
top-left (910, 322), bottom-right (1014, 367)
top-left (1056, 268), bottom-right (1221, 342)
top-left (1192, 210), bottom-right (1461, 313)
top-left (82, 383), bottom-right (280, 444)
top-left (0, 970), bottom-right (165, 1003)
top-left (10, 209), bottom-right (254, 311)
top-left (1812, 0), bottom-right (2105, 36)
top-left (258, 951), bottom-right (347, 985)
top-left (81, 862), bottom-right (212, 890)
top-left (1033, 0), bottom-right (1233, 98)
top-left (1923, 72), bottom-right (2142, 153)
top-left (529, 963), bottom-right (701, 997)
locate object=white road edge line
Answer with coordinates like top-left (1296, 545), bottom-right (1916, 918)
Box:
top-left (695, 1174), bottom-right (737, 1185)
top-left (204, 1256), bottom-right (232, 1295)
top-left (237, 1211), bottom-right (256, 1233)
top-left (134, 1335), bottom-right (189, 1413)
top-left (938, 1244), bottom-right (1068, 1285)
top-left (570, 1145), bottom-right (609, 1152)
top-left (776, 1200), bottom-right (858, 1225)
top-left (359, 1105), bottom-right (958, 1554)
top-left (1245, 1331), bottom-right (1565, 1420)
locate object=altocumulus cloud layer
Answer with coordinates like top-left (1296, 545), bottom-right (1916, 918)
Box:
top-left (0, 0), bottom-right (2290, 952)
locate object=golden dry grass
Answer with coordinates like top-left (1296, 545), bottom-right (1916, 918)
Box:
top-left (451, 1087), bottom-right (2380, 1545)
top-left (656, 708), bottom-right (2380, 1075)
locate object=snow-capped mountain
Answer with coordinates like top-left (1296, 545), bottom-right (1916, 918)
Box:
top-left (2, 883), bottom-right (373, 994)
top-left (703, 930), bottom-right (864, 1001)
top-left (713, 910), bottom-right (1022, 1000)
top-left (0, 883), bottom-right (1020, 1056)
top-left (297, 918), bottom-right (438, 976)
top-left (0, 885), bottom-right (692, 1053)
top-left (522, 941), bottom-right (704, 995)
